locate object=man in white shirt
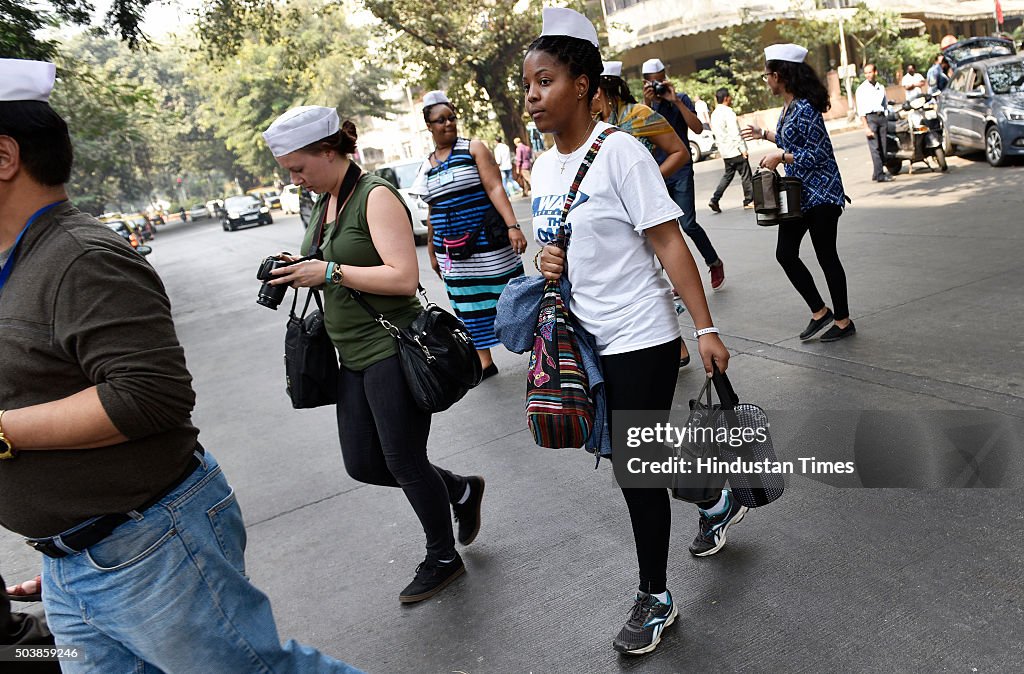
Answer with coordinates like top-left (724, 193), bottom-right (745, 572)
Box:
top-left (855, 63), bottom-right (892, 182)
top-left (708, 88), bottom-right (753, 213)
top-left (902, 64), bottom-right (926, 102)
top-left (693, 94), bottom-right (711, 128)
top-left (492, 138), bottom-right (518, 196)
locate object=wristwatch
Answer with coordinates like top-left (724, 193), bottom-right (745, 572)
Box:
top-left (507, 222), bottom-right (522, 230)
top-left (0, 410), bottom-right (14, 460)
top-left (330, 263), bottom-right (344, 286)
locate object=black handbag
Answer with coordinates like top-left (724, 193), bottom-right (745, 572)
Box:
top-left (349, 286), bottom-right (482, 413)
top-left (671, 369), bottom-right (731, 504)
top-left (284, 288), bottom-right (339, 409)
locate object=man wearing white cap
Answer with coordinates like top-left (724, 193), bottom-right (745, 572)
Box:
top-left (0, 59), bottom-right (363, 673)
top-left (641, 57), bottom-right (727, 290)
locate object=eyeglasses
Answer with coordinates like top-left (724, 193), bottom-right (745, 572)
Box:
top-left (762, 73), bottom-right (775, 82)
top-left (429, 114), bottom-right (458, 125)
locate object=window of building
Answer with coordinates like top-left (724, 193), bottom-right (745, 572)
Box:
top-left (603, 0), bottom-right (645, 13)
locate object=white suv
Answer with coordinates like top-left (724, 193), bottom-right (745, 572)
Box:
top-left (372, 159), bottom-right (430, 245)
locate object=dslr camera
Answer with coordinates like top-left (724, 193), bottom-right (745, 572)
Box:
top-left (255, 255), bottom-right (295, 310)
top-left (652, 80), bottom-right (670, 97)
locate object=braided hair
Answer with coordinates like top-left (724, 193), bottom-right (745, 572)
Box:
top-left (598, 75), bottom-right (637, 106)
top-left (525, 35), bottom-right (603, 101)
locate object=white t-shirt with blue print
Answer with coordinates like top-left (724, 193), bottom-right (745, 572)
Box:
top-left (530, 121), bottom-right (684, 356)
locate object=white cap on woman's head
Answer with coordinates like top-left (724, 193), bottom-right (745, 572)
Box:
top-left (0, 59), bottom-right (57, 102)
top-left (540, 7), bottom-right (599, 48)
top-left (601, 61), bottom-right (622, 77)
top-left (641, 58), bottom-right (666, 75)
top-left (422, 90), bottom-right (450, 109)
top-left (263, 105), bottom-right (339, 157)
top-left (764, 43), bottom-right (808, 63)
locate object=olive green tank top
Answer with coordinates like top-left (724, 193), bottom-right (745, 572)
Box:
top-left (301, 174), bottom-right (420, 371)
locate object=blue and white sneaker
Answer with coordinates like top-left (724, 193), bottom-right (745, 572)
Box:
top-left (612, 590), bottom-right (678, 655)
top-left (688, 489), bottom-right (748, 557)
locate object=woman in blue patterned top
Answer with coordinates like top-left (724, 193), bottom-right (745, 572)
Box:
top-left (411, 91), bottom-right (527, 378)
top-left (742, 43), bottom-right (856, 342)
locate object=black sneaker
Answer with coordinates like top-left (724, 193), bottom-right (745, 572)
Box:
top-left (612, 591), bottom-right (678, 655)
top-left (453, 476), bottom-right (485, 545)
top-left (820, 320), bottom-right (856, 342)
top-left (799, 308), bottom-right (834, 340)
top-left (688, 490), bottom-right (748, 557)
top-left (399, 554), bottom-right (465, 604)
top-left (709, 200), bottom-right (722, 214)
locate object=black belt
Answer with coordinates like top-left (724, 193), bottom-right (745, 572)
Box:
top-left (866, 111), bottom-right (886, 116)
top-left (26, 451), bottom-right (204, 559)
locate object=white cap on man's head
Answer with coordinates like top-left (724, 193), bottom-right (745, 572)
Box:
top-left (263, 105), bottom-right (339, 157)
top-left (641, 58), bottom-right (666, 75)
top-left (0, 59), bottom-right (57, 102)
top-left (422, 90), bottom-right (450, 109)
top-left (764, 43), bottom-right (808, 63)
top-left (601, 61), bottom-right (622, 77)
top-left (540, 7), bottom-right (599, 48)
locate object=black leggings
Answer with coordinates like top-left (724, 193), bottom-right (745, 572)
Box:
top-left (775, 204), bottom-right (850, 321)
top-left (336, 355), bottom-right (466, 562)
top-left (604, 337), bottom-right (718, 595)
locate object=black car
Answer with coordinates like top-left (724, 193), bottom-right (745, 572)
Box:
top-left (104, 220), bottom-right (150, 256)
top-left (222, 195), bottom-right (273, 232)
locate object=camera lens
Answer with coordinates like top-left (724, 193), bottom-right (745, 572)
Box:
top-left (255, 257), bottom-right (290, 309)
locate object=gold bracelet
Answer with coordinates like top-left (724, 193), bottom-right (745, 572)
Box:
top-left (533, 249), bottom-right (543, 273)
top-left (0, 409), bottom-right (15, 460)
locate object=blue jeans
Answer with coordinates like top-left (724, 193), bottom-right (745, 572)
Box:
top-left (39, 451), bottom-right (363, 674)
top-left (667, 169), bottom-right (719, 266)
top-left (501, 169), bottom-right (518, 196)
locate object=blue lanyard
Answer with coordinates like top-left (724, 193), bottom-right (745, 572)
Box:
top-left (0, 200), bottom-right (65, 292)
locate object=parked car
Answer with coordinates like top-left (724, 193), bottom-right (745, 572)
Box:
top-left (124, 212), bottom-right (156, 241)
top-left (689, 127), bottom-right (717, 163)
top-left (372, 159), bottom-right (429, 244)
top-left (187, 203), bottom-right (209, 221)
top-left (299, 187), bottom-right (315, 228)
top-left (938, 50), bottom-right (1024, 166)
top-left (280, 184), bottom-right (301, 214)
top-left (246, 187), bottom-right (282, 209)
top-left (104, 220), bottom-right (150, 255)
top-left (222, 195), bottom-right (273, 231)
top-left (205, 199), bottom-right (225, 218)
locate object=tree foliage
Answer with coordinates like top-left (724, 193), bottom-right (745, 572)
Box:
top-left (363, 0), bottom-right (594, 145)
top-left (0, 0), bottom-right (155, 59)
top-left (195, 0), bottom-right (394, 180)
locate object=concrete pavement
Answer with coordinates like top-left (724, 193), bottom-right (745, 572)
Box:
top-left (2, 134), bottom-right (1023, 672)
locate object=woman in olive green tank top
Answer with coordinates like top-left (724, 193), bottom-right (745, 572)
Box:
top-left (263, 109), bottom-right (485, 604)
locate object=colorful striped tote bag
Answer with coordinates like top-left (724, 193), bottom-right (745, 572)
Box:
top-left (525, 128), bottom-right (616, 449)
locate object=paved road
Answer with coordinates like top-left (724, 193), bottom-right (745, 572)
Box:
top-left (3, 134), bottom-right (1023, 672)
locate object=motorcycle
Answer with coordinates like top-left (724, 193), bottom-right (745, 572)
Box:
top-left (884, 94), bottom-right (948, 175)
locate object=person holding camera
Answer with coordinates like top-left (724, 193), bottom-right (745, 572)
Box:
top-left (0, 61), bottom-right (361, 672)
top-left (741, 44), bottom-right (855, 342)
top-left (411, 91), bottom-right (527, 379)
top-left (526, 9), bottom-right (736, 655)
top-left (642, 58), bottom-right (727, 291)
top-left (262, 107), bottom-right (485, 604)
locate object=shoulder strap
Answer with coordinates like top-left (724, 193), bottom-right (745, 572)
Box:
top-left (310, 161), bottom-right (363, 258)
top-left (557, 127), bottom-right (618, 249)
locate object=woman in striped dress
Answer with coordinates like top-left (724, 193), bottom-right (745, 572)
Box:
top-left (412, 91), bottom-right (527, 378)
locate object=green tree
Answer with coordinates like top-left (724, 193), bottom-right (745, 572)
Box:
top-left (1, 0), bottom-right (157, 59)
top-left (363, 0), bottom-right (594, 145)
top-left (844, 2), bottom-right (902, 74)
top-left (195, 0), bottom-right (393, 182)
top-left (716, 14), bottom-right (772, 113)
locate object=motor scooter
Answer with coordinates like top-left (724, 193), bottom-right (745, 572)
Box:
top-left (884, 94), bottom-right (948, 175)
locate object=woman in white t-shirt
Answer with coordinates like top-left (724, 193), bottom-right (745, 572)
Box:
top-left (525, 7), bottom-right (737, 657)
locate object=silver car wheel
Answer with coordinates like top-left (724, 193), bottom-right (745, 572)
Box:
top-left (986, 126), bottom-right (1004, 166)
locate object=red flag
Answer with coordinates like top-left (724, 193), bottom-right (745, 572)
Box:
top-left (996, 0), bottom-right (1004, 25)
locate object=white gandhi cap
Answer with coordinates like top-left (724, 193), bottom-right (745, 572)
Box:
top-left (764, 43), bottom-right (808, 63)
top-left (422, 91), bottom-right (451, 109)
top-left (601, 61), bottom-right (622, 78)
top-left (263, 106), bottom-right (339, 157)
top-left (540, 7), bottom-right (599, 48)
top-left (0, 59), bottom-right (57, 102)
top-left (641, 58), bottom-right (666, 75)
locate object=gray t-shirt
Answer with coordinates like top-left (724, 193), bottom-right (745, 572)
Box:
top-left (0, 246), bottom-right (11, 270)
